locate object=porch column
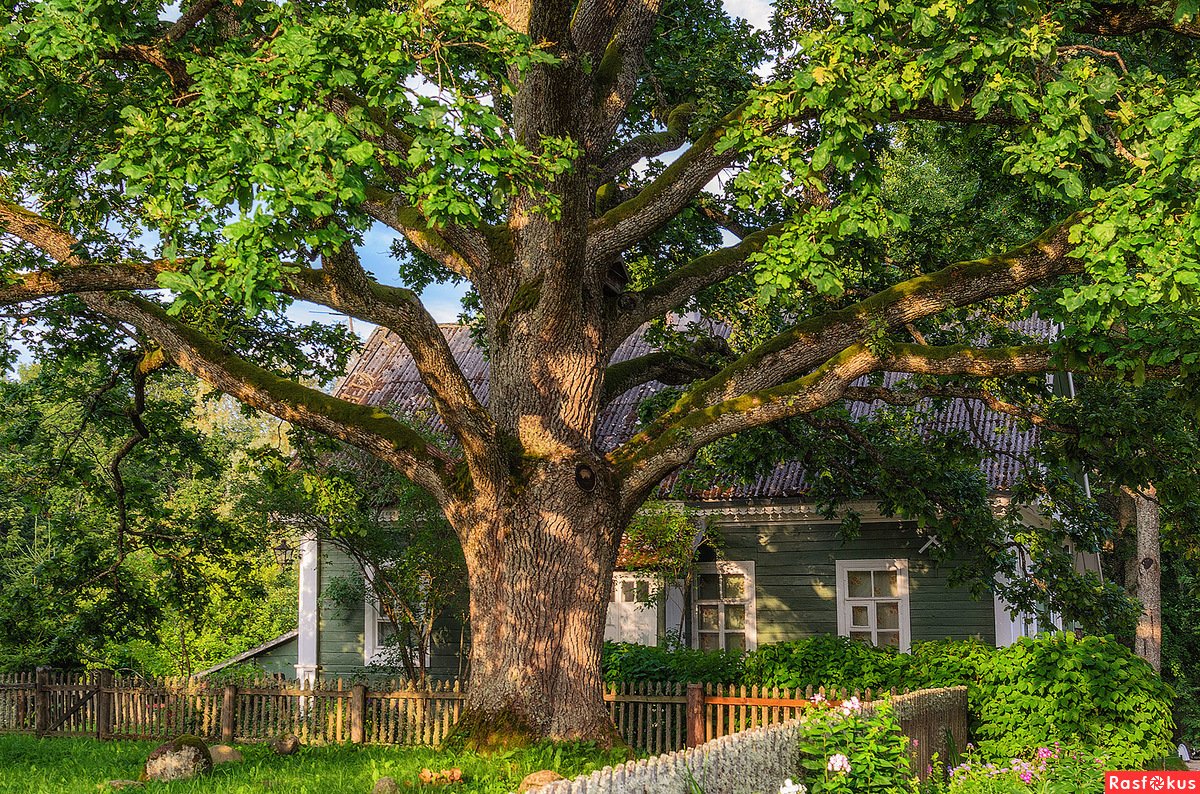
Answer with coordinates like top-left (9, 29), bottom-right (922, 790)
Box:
top-left (295, 534), bottom-right (320, 686)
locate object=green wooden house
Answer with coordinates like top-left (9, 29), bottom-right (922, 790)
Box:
top-left (205, 322), bottom-right (1098, 683)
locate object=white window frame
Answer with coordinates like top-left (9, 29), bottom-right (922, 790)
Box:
top-left (605, 572), bottom-right (659, 646)
top-left (363, 595), bottom-right (396, 665)
top-left (835, 559), bottom-right (911, 652)
top-left (362, 566), bottom-right (429, 667)
top-left (691, 560), bottom-right (756, 651)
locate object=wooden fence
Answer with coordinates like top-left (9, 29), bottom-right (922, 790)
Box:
top-left (0, 670), bottom-right (941, 761)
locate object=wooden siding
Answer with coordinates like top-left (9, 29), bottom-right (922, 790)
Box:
top-left (318, 545), bottom-right (464, 679)
top-left (716, 520), bottom-right (996, 645)
top-left (247, 637), bottom-right (299, 677)
top-left (318, 545), bottom-right (367, 675)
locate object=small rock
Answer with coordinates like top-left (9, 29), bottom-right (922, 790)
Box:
top-left (517, 770), bottom-right (564, 793)
top-left (99, 782), bottom-right (143, 791)
top-left (209, 744), bottom-right (244, 765)
top-left (143, 734), bottom-right (212, 782)
top-left (373, 777), bottom-right (400, 794)
top-left (271, 734), bottom-right (300, 755)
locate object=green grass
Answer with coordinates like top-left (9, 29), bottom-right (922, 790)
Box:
top-left (0, 735), bottom-right (628, 794)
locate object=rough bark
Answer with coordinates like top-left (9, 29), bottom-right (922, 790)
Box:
top-left (451, 470), bottom-right (623, 747)
top-left (1130, 485), bottom-right (1163, 673)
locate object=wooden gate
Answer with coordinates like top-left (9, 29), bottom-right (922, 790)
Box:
top-left (33, 668), bottom-right (113, 738)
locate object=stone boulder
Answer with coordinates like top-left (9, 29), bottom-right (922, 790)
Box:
top-left (271, 734), bottom-right (300, 755)
top-left (142, 735), bottom-right (212, 782)
top-left (209, 744), bottom-right (244, 765)
top-left (372, 777), bottom-right (400, 794)
top-left (517, 770), bottom-right (564, 793)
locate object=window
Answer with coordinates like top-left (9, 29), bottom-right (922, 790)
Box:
top-left (363, 597), bottom-right (398, 665)
top-left (692, 561), bottom-right (756, 651)
top-left (835, 559), bottom-right (910, 651)
top-left (605, 573), bottom-right (658, 646)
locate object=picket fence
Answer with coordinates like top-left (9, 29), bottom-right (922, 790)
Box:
top-left (0, 670), bottom-right (963, 777)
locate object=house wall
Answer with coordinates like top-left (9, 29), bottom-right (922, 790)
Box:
top-left (317, 544), bottom-right (465, 680)
top-left (246, 638), bottom-right (300, 677)
top-left (273, 511), bottom-right (996, 681)
top-left (710, 517), bottom-right (996, 646)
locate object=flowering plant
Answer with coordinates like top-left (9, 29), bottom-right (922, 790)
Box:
top-left (944, 744), bottom-right (1105, 794)
top-left (795, 698), bottom-right (913, 793)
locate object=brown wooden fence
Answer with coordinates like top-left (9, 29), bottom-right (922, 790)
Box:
top-left (0, 670), bottom-right (950, 763)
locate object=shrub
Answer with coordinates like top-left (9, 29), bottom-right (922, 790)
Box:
top-left (743, 635), bottom-right (908, 692)
top-left (795, 698), bottom-right (913, 793)
top-left (602, 641), bottom-right (743, 684)
top-left (606, 633), bottom-right (1175, 767)
top-left (973, 633), bottom-right (1174, 768)
top-left (945, 744), bottom-right (1106, 794)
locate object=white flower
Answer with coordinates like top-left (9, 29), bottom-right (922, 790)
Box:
top-left (827, 754), bottom-right (851, 774)
top-left (810, 693), bottom-right (826, 704)
top-left (839, 696), bottom-right (862, 715)
top-left (779, 778), bottom-right (808, 794)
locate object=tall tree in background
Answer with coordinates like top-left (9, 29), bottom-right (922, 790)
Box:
top-left (3, 0), bottom-right (1199, 742)
top-left (0, 354), bottom-right (297, 674)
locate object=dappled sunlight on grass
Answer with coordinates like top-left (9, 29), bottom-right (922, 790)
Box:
top-left (0, 735), bottom-right (626, 794)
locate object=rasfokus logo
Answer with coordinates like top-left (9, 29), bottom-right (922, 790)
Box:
top-left (1107, 772), bottom-right (1200, 792)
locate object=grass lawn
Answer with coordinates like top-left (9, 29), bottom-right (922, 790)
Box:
top-left (0, 735), bottom-right (628, 794)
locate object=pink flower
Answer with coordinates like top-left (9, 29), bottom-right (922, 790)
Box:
top-left (839, 696), bottom-right (862, 715)
top-left (1036, 747), bottom-right (1055, 759)
top-left (827, 754), bottom-right (851, 774)
top-left (811, 693), bottom-right (826, 704)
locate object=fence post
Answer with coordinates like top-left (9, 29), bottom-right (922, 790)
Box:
top-left (96, 670), bottom-right (114, 740)
top-left (221, 685), bottom-right (237, 744)
top-left (685, 683), bottom-right (704, 748)
top-left (34, 667), bottom-right (50, 737)
top-left (349, 684), bottom-right (366, 744)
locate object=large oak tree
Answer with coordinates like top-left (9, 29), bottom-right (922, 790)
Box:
top-left (3, 0), bottom-right (1199, 742)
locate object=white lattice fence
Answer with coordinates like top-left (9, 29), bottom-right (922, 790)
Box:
top-left (535, 718), bottom-right (803, 794)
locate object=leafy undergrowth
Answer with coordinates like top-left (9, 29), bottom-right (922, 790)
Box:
top-left (0, 735), bottom-right (627, 794)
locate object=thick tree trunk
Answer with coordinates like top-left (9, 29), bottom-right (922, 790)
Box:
top-left (1132, 485), bottom-right (1162, 673)
top-left (452, 470), bottom-right (623, 747)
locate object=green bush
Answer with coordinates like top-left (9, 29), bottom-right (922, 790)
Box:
top-left (973, 633), bottom-right (1174, 767)
top-left (796, 699), bottom-right (914, 793)
top-left (602, 641), bottom-right (743, 684)
top-left (606, 633), bottom-right (1175, 766)
top-left (743, 635), bottom-right (909, 692)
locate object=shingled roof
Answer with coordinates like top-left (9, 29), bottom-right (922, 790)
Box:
top-left (334, 320), bottom-right (1048, 498)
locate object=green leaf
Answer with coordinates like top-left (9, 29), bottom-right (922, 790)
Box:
top-left (346, 141), bottom-right (376, 165)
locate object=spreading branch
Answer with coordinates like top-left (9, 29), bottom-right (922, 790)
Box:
top-left (601, 350), bottom-right (719, 403)
top-left (587, 101), bottom-right (1016, 261)
top-left (609, 221), bottom-right (786, 346)
top-left (653, 216), bottom-right (1081, 412)
top-left (594, 104), bottom-right (695, 187)
top-left (611, 342), bottom-right (1056, 509)
top-left (80, 293), bottom-right (460, 502)
top-left (2, 197), bottom-right (497, 478)
top-left (841, 384), bottom-right (1079, 435)
top-left (361, 188), bottom-right (488, 279)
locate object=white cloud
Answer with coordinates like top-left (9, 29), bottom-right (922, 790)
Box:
top-left (724, 0), bottom-right (772, 30)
